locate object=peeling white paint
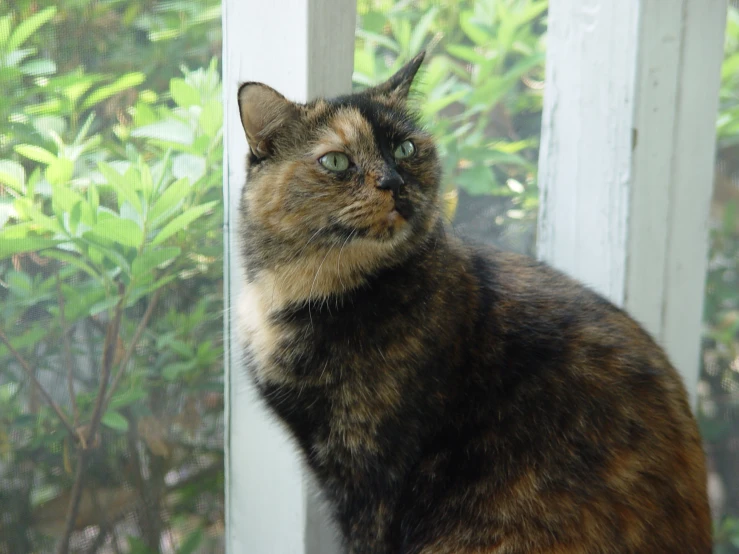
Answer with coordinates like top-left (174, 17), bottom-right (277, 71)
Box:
top-left (222, 0), bottom-right (354, 552)
top-left (538, 0), bottom-right (727, 405)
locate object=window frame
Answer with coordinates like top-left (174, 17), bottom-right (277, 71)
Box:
top-left (222, 0), bottom-right (355, 551)
top-left (537, 0), bottom-right (727, 405)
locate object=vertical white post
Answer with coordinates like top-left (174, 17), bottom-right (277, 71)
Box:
top-left (222, 1), bottom-right (356, 553)
top-left (537, 0), bottom-right (727, 404)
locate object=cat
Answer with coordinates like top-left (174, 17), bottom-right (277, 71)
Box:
top-left (236, 52), bottom-right (711, 554)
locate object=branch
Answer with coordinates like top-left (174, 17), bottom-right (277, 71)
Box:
top-left (90, 486), bottom-right (123, 554)
top-left (88, 286), bottom-right (125, 443)
top-left (103, 288), bottom-right (162, 414)
top-left (54, 452), bottom-right (85, 554)
top-left (0, 329), bottom-right (76, 437)
top-left (55, 287), bottom-right (125, 554)
top-left (57, 274), bottom-right (79, 426)
top-left (128, 414), bottom-right (161, 548)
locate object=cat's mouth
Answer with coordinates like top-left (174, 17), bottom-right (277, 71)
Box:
top-left (375, 204), bottom-right (411, 240)
top-left (393, 198), bottom-right (414, 220)
top-left (328, 197), bottom-right (414, 243)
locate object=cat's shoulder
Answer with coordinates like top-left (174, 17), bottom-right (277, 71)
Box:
top-left (456, 239), bottom-right (651, 349)
top-left (458, 239), bottom-right (613, 306)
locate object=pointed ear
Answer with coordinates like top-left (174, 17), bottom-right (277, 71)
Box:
top-left (237, 82), bottom-right (298, 158)
top-left (371, 51), bottom-right (426, 102)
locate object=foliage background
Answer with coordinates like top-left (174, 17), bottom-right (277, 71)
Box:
top-left (0, 1), bottom-right (224, 552)
top-left (0, 0), bottom-right (736, 552)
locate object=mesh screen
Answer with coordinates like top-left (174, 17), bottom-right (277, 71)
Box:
top-left (701, 5), bottom-right (739, 546)
top-left (0, 1), bottom-right (224, 552)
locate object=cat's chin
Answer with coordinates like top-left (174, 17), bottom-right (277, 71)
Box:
top-left (362, 208), bottom-right (411, 243)
top-left (384, 209), bottom-right (406, 233)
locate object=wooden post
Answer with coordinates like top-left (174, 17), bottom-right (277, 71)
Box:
top-left (537, 0), bottom-right (727, 405)
top-left (222, 0), bottom-right (356, 551)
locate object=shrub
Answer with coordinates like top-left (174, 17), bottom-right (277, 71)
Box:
top-left (0, 2), bottom-right (224, 552)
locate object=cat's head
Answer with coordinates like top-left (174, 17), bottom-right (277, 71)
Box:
top-left (237, 52), bottom-right (442, 298)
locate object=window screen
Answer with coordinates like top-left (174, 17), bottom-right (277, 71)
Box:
top-left (700, 3), bottom-right (739, 550)
top-left (0, 1), bottom-right (224, 552)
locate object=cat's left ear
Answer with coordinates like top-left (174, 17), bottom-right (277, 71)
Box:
top-left (372, 51), bottom-right (425, 103)
top-left (238, 82), bottom-right (298, 159)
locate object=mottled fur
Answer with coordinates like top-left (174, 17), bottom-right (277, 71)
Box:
top-left (236, 53), bottom-right (711, 553)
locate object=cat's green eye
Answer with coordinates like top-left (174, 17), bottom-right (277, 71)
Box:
top-left (394, 140), bottom-right (416, 160)
top-left (319, 152), bottom-right (350, 172)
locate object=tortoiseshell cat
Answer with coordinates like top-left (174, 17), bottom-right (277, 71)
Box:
top-left (236, 53), bottom-right (711, 553)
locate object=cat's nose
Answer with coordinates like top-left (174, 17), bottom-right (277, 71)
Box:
top-left (376, 170), bottom-right (404, 196)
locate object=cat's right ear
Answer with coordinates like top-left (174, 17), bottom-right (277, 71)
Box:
top-left (238, 83), bottom-right (298, 159)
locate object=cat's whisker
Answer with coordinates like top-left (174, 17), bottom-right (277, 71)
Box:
top-left (296, 379), bottom-right (308, 400)
top-left (338, 201), bottom-right (368, 217)
top-left (376, 346), bottom-right (389, 366)
top-left (337, 229), bottom-right (356, 293)
top-left (307, 247), bottom-right (334, 329)
top-left (270, 225), bottom-right (329, 308)
top-left (294, 225), bottom-right (329, 263)
top-left (319, 359), bottom-right (330, 383)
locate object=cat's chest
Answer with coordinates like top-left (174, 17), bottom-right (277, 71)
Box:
top-left (237, 278), bottom-right (376, 384)
top-left (238, 279), bottom-right (415, 460)
top-left (236, 281), bottom-right (288, 384)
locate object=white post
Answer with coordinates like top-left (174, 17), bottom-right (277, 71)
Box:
top-left (222, 1), bottom-right (356, 552)
top-left (537, 0), bottom-right (727, 404)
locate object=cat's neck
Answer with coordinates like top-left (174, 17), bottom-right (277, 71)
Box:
top-left (242, 222), bottom-right (449, 315)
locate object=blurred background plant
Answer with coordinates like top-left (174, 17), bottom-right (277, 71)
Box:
top-left (0, 1), bottom-right (224, 552)
top-left (702, 4), bottom-right (739, 552)
top-left (0, 0), bottom-right (737, 551)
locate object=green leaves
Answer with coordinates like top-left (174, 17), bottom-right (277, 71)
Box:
top-left (131, 247), bottom-right (180, 279)
top-left (162, 360), bottom-right (197, 381)
top-left (46, 158), bottom-right (74, 186)
top-left (173, 155), bottom-right (206, 185)
top-left (170, 78), bottom-right (200, 108)
top-left (20, 59), bottom-right (56, 77)
top-left (101, 411), bottom-right (129, 432)
top-left (89, 218), bottom-right (143, 248)
top-left (0, 238), bottom-right (63, 259)
top-left (177, 529), bottom-right (204, 554)
top-left (14, 144), bottom-right (75, 187)
top-left (457, 164), bottom-right (498, 196)
top-left (98, 163), bottom-right (144, 214)
top-left (0, 160), bottom-right (26, 193)
top-left (131, 119), bottom-right (194, 144)
top-left (152, 202), bottom-right (216, 246)
top-left (0, 3), bottom-right (225, 551)
top-left (459, 10), bottom-right (490, 47)
top-left (81, 72), bottom-right (146, 110)
top-left (14, 145), bottom-right (56, 165)
top-left (149, 177), bottom-right (189, 224)
top-left (1, 60), bottom-right (223, 287)
top-left (199, 101), bottom-right (223, 137)
top-left (108, 389), bottom-right (148, 410)
top-left (4, 7), bottom-right (57, 52)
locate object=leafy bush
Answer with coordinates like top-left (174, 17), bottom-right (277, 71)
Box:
top-left (0, 2), bottom-right (223, 552)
